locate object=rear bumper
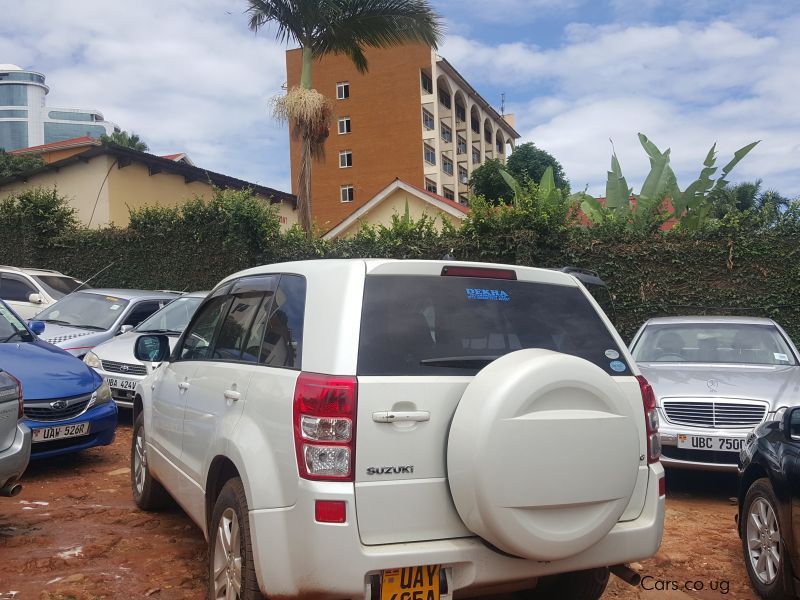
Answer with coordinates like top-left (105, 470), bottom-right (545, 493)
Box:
top-left (0, 423), bottom-right (31, 489)
top-left (249, 463), bottom-right (665, 599)
top-left (25, 401), bottom-right (118, 459)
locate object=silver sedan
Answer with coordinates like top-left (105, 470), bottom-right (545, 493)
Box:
top-left (630, 316), bottom-right (800, 472)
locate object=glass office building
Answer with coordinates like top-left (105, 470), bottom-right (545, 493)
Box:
top-left (0, 64), bottom-right (119, 151)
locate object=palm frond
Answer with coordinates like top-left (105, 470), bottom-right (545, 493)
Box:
top-left (246, 0), bottom-right (307, 45)
top-left (314, 0), bottom-right (444, 72)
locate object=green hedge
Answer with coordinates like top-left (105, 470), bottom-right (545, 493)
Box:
top-left (3, 187), bottom-right (800, 343)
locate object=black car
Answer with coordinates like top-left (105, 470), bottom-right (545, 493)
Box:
top-left (738, 406), bottom-right (800, 598)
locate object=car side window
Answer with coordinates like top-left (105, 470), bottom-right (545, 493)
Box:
top-left (123, 300), bottom-right (166, 327)
top-left (0, 274), bottom-right (37, 302)
top-left (179, 295), bottom-right (231, 361)
top-left (259, 274), bottom-right (306, 369)
top-left (791, 410), bottom-right (800, 439)
top-left (213, 292), bottom-right (265, 362)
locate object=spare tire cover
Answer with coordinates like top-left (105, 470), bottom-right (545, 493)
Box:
top-left (447, 349), bottom-right (640, 561)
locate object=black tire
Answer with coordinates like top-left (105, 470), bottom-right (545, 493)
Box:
top-left (520, 568), bottom-right (609, 600)
top-left (741, 478), bottom-right (793, 600)
top-left (130, 412), bottom-right (171, 511)
top-left (207, 478), bottom-right (260, 600)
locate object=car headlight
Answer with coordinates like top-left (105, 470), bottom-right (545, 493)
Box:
top-left (90, 380), bottom-right (112, 406)
top-left (83, 352), bottom-right (101, 369)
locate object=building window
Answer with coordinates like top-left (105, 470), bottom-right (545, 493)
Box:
top-left (421, 71), bottom-right (433, 94)
top-left (459, 193), bottom-right (469, 205)
top-left (438, 89), bottom-right (451, 109)
top-left (441, 122), bottom-right (452, 143)
top-left (340, 185), bottom-right (354, 203)
top-left (336, 81), bottom-right (350, 100)
top-left (455, 103), bottom-right (466, 123)
top-left (0, 109), bottom-right (27, 118)
top-left (43, 122), bottom-right (107, 144)
top-left (0, 121), bottom-right (28, 152)
top-left (0, 84), bottom-right (27, 107)
top-left (338, 116), bottom-right (351, 134)
top-left (442, 155), bottom-right (454, 176)
top-left (339, 150), bottom-right (352, 168)
top-left (425, 178), bottom-right (437, 194)
top-left (497, 139), bottom-right (503, 154)
top-left (457, 135), bottom-right (466, 155)
top-left (424, 143), bottom-right (436, 165)
top-left (48, 110), bottom-right (94, 122)
top-left (442, 186), bottom-right (455, 201)
top-left (471, 116), bottom-right (480, 134)
top-left (422, 108), bottom-right (434, 131)
top-left (472, 146), bottom-right (481, 164)
top-left (458, 165), bottom-right (468, 185)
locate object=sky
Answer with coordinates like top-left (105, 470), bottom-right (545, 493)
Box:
top-left (2, 0), bottom-right (799, 198)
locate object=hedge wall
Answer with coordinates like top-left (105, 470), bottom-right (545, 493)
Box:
top-left (3, 188), bottom-right (800, 343)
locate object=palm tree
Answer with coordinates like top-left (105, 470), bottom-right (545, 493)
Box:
top-left (100, 130), bottom-right (149, 152)
top-left (711, 179), bottom-right (792, 224)
top-left (246, 0), bottom-right (443, 235)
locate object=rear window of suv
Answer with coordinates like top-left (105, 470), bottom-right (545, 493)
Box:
top-left (357, 275), bottom-right (630, 376)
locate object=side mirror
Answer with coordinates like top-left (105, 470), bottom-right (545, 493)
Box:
top-left (134, 334), bottom-right (170, 363)
top-left (118, 324), bottom-right (134, 335)
top-left (28, 293), bottom-right (43, 304)
top-left (28, 320), bottom-right (45, 335)
top-left (784, 407), bottom-right (800, 442)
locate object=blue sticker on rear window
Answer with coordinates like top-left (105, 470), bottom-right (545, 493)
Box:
top-left (609, 360), bottom-right (626, 372)
top-left (466, 288), bottom-right (510, 302)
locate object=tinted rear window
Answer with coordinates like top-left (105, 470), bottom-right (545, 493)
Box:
top-left (357, 275), bottom-right (630, 376)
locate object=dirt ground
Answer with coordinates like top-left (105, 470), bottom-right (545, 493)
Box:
top-left (0, 414), bottom-right (757, 600)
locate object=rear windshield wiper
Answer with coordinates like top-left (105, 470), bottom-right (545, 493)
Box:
top-left (420, 356), bottom-right (501, 368)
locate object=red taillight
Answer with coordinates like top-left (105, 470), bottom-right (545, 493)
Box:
top-left (315, 500), bottom-right (347, 523)
top-left (293, 372), bottom-right (357, 481)
top-left (636, 375), bottom-right (661, 464)
top-left (441, 265), bottom-right (517, 280)
top-left (658, 475), bottom-right (666, 497)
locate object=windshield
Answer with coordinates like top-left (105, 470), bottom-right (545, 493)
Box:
top-left (358, 275), bottom-right (629, 376)
top-left (33, 274), bottom-right (87, 298)
top-left (136, 296), bottom-right (204, 334)
top-left (36, 292), bottom-right (129, 331)
top-left (631, 323), bottom-right (797, 366)
top-left (0, 303), bottom-right (33, 343)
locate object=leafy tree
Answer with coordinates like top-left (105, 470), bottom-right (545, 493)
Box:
top-left (468, 159), bottom-right (513, 204)
top-left (710, 179), bottom-right (792, 222)
top-left (100, 131), bottom-right (149, 152)
top-left (0, 150), bottom-right (45, 179)
top-left (506, 142), bottom-right (569, 193)
top-left (246, 0), bottom-right (443, 235)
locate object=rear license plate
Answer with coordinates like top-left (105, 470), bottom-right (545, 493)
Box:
top-left (678, 434), bottom-right (743, 452)
top-left (106, 377), bottom-right (137, 391)
top-left (32, 422), bottom-right (90, 443)
top-left (381, 566), bottom-right (440, 600)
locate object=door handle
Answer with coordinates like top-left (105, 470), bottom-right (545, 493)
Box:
top-left (224, 390), bottom-right (241, 402)
top-left (372, 411), bottom-right (430, 423)
top-left (178, 381), bottom-right (190, 391)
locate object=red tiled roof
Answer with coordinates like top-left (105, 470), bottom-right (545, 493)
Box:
top-left (403, 180), bottom-right (470, 214)
top-left (9, 136), bottom-right (100, 154)
top-left (160, 153), bottom-right (182, 161)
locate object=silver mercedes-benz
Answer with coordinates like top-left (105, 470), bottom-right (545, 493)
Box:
top-left (630, 316), bottom-right (800, 471)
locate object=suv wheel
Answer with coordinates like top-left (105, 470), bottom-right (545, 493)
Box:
top-left (131, 413), bottom-right (171, 510)
top-left (521, 567), bottom-right (609, 600)
top-left (742, 478), bottom-right (792, 599)
top-left (208, 478), bottom-right (260, 600)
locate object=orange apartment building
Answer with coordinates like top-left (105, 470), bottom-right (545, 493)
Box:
top-left (286, 44), bottom-right (520, 232)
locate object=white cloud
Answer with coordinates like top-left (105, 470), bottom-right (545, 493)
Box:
top-left (2, 0), bottom-right (291, 191)
top-left (441, 15), bottom-right (800, 196)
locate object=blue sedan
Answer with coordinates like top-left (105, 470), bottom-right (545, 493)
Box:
top-left (0, 300), bottom-right (117, 459)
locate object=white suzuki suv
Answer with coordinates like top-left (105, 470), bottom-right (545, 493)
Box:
top-left (130, 259), bottom-right (665, 600)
